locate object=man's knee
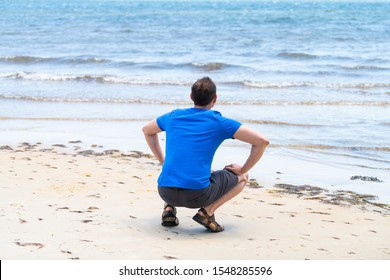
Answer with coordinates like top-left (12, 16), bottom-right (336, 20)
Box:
top-left (238, 173), bottom-right (249, 184)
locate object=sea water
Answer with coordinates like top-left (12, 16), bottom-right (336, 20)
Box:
top-left (0, 0), bottom-right (389, 201)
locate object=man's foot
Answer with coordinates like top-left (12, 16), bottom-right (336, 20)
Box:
top-left (161, 205), bottom-right (179, 227)
top-left (192, 208), bottom-right (224, 232)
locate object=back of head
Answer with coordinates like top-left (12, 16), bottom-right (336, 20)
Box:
top-left (191, 77), bottom-right (217, 106)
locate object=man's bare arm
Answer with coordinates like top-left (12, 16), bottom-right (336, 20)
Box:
top-left (142, 119), bottom-right (164, 164)
top-left (224, 125), bottom-right (269, 175)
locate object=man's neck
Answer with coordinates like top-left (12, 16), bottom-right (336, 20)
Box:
top-left (194, 103), bottom-right (214, 110)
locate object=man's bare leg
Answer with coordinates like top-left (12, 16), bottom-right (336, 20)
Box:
top-left (192, 173), bottom-right (248, 232)
top-left (203, 173), bottom-right (248, 216)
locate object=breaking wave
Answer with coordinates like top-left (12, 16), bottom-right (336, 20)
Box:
top-left (0, 55), bottom-right (111, 65)
top-left (1, 71), bottom-right (390, 91)
top-left (0, 93), bottom-right (388, 107)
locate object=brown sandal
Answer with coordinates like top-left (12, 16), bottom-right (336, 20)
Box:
top-left (161, 204), bottom-right (179, 227)
top-left (192, 208), bottom-right (224, 232)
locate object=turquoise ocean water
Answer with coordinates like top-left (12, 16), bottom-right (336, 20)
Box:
top-left (0, 0), bottom-right (389, 201)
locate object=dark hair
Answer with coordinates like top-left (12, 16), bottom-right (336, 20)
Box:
top-left (191, 77), bottom-right (217, 106)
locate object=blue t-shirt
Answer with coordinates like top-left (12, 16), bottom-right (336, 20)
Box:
top-left (156, 108), bottom-right (241, 190)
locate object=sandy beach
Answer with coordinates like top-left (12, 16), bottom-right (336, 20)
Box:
top-left (1, 142), bottom-right (389, 260)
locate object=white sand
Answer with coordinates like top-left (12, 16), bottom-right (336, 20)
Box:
top-left (0, 143), bottom-right (389, 260)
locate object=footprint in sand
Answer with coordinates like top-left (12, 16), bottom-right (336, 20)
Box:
top-left (309, 211), bottom-right (331, 215)
top-left (317, 248), bottom-right (328, 252)
top-left (15, 241), bottom-right (44, 249)
top-left (163, 255), bottom-right (177, 260)
top-left (61, 250), bottom-right (72, 255)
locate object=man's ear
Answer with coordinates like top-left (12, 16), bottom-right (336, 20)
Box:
top-left (190, 92), bottom-right (194, 102)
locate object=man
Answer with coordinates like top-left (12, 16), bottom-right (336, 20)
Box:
top-left (142, 77), bottom-right (269, 232)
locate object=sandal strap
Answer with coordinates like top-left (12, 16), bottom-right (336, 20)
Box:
top-left (198, 207), bottom-right (211, 218)
top-left (197, 208), bottom-right (223, 231)
top-left (163, 204), bottom-right (177, 216)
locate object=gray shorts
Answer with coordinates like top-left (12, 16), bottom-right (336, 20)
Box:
top-left (158, 170), bottom-right (239, 209)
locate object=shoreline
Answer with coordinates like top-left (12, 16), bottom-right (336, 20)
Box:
top-left (1, 112), bottom-right (389, 204)
top-left (1, 142), bottom-right (389, 260)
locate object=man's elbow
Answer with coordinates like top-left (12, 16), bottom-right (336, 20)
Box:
top-left (263, 137), bottom-right (270, 146)
top-left (142, 124), bottom-right (154, 137)
top-left (256, 136), bottom-right (269, 148)
top-left (142, 125), bottom-right (148, 136)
